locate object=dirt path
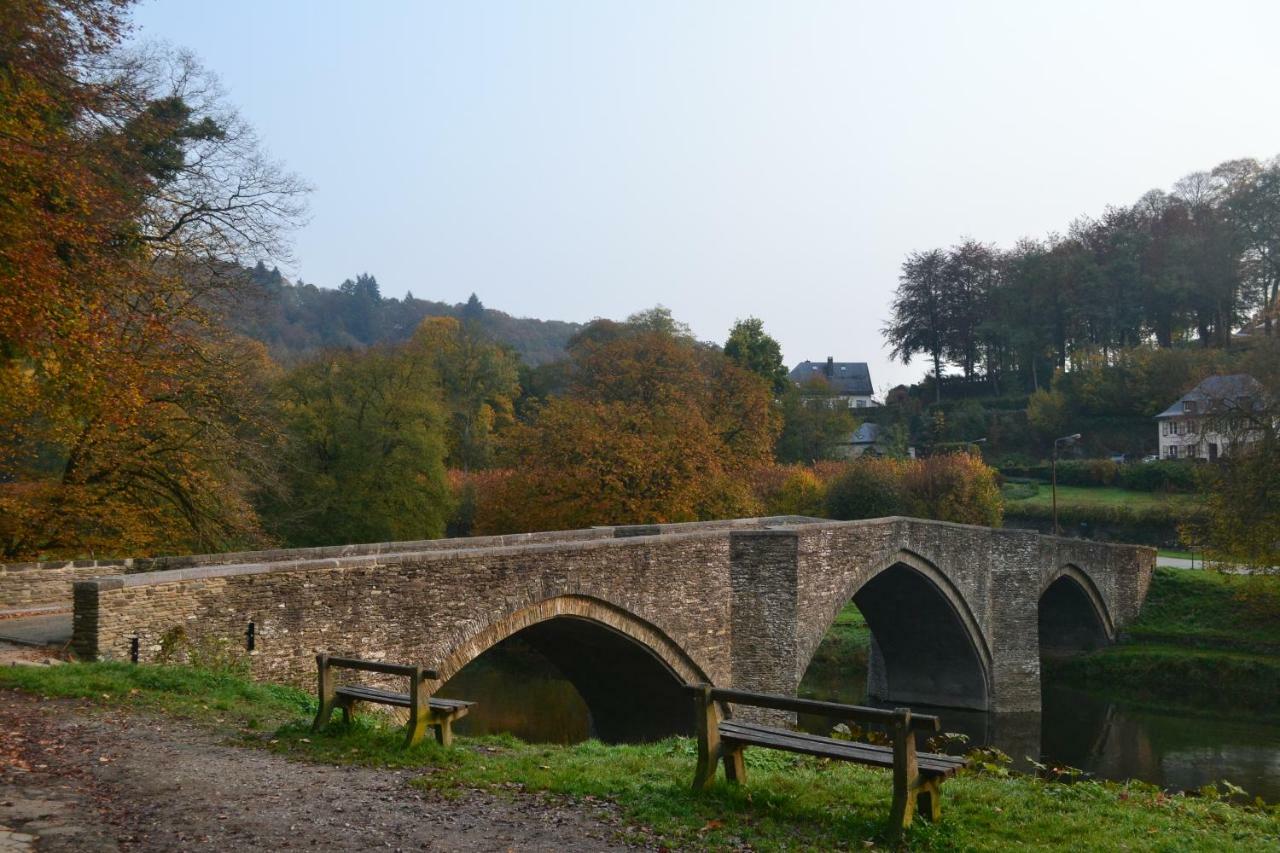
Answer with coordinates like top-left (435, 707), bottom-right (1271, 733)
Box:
top-left (0, 687), bottom-right (637, 851)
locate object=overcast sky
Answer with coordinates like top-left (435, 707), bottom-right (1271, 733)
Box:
top-left (133, 0), bottom-right (1280, 391)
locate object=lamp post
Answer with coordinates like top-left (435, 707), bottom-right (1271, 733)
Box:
top-left (1052, 433), bottom-right (1082, 535)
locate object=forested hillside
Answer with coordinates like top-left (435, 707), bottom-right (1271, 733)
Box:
top-left (885, 156), bottom-right (1280, 400)
top-left (225, 263), bottom-right (581, 366)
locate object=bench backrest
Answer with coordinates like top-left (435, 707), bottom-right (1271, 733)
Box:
top-left (685, 684), bottom-right (940, 733)
top-left (320, 654), bottom-right (439, 681)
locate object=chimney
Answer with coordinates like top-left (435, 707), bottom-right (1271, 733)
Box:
top-left (825, 356), bottom-right (834, 378)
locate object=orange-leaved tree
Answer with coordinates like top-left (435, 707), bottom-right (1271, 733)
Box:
top-left (474, 311), bottom-right (779, 533)
top-left (0, 1), bottom-right (307, 559)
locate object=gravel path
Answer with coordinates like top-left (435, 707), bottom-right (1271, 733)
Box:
top-left (0, 687), bottom-right (636, 851)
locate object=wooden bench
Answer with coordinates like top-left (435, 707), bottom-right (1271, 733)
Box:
top-left (311, 654), bottom-right (475, 747)
top-left (687, 685), bottom-right (966, 834)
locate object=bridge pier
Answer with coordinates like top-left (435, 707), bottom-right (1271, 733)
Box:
top-left (727, 530), bottom-right (801, 725)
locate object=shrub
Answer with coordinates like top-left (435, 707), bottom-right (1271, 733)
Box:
top-left (768, 468), bottom-right (827, 517)
top-left (902, 452), bottom-right (1004, 527)
top-left (1117, 461), bottom-right (1199, 493)
top-left (1053, 459), bottom-right (1119, 487)
top-left (824, 459), bottom-right (907, 520)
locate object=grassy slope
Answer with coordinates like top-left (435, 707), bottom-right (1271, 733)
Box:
top-left (1049, 569), bottom-right (1280, 717)
top-left (1001, 483), bottom-right (1203, 512)
top-left (807, 606), bottom-right (870, 667)
top-left (1, 662), bottom-right (1277, 851)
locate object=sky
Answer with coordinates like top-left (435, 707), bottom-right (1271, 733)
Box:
top-left (131, 0), bottom-right (1280, 392)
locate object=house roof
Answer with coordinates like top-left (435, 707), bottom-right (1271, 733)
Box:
top-left (850, 422), bottom-right (880, 445)
top-left (789, 359), bottom-right (873, 397)
top-left (1155, 374), bottom-right (1266, 418)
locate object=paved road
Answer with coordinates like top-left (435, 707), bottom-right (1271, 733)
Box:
top-left (0, 614), bottom-right (72, 648)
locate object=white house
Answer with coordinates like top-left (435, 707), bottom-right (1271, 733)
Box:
top-left (789, 358), bottom-right (879, 409)
top-left (1155, 374), bottom-right (1266, 461)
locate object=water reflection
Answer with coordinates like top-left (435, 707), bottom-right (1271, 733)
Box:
top-left (435, 637), bottom-right (591, 744)
top-left (797, 655), bottom-right (1280, 803)
top-left (432, 633), bottom-right (1280, 803)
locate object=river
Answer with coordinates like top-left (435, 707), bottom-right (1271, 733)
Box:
top-left (436, 636), bottom-right (1280, 803)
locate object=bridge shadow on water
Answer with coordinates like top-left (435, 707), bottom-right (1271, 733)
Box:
top-left (434, 616), bottom-right (692, 744)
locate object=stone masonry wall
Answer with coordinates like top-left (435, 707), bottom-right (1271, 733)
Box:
top-left (75, 532), bottom-right (740, 693)
top-left (1, 560), bottom-right (135, 611)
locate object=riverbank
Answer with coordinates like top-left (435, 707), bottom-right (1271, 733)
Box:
top-left (0, 659), bottom-right (1276, 850)
top-left (1048, 568), bottom-right (1280, 719)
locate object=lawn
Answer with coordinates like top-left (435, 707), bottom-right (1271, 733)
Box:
top-left (1, 660), bottom-right (1277, 850)
top-left (1001, 482), bottom-right (1204, 513)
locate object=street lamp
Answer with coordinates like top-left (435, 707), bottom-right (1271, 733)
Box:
top-left (1052, 433), bottom-right (1082, 535)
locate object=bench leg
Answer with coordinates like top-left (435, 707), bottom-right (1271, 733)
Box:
top-left (432, 720), bottom-right (453, 748)
top-left (889, 781), bottom-right (918, 834)
top-left (723, 742), bottom-right (746, 785)
top-left (888, 710), bottom-right (921, 837)
top-left (404, 701), bottom-right (430, 742)
top-left (917, 778), bottom-right (942, 822)
top-left (312, 654), bottom-right (335, 733)
top-left (339, 700), bottom-right (354, 727)
top-left (312, 697), bottom-right (336, 732)
top-left (692, 687), bottom-right (724, 791)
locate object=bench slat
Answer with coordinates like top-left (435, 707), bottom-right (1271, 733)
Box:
top-left (686, 684), bottom-right (940, 732)
top-left (335, 686), bottom-right (475, 713)
top-left (324, 656), bottom-right (439, 679)
top-left (720, 722), bottom-right (967, 771)
top-left (718, 722), bottom-right (963, 778)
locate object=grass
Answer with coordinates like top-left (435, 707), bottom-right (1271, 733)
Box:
top-left (0, 660), bottom-right (313, 726)
top-left (1126, 568), bottom-right (1280, 651)
top-left (1050, 569), bottom-right (1280, 718)
top-left (1001, 482), bottom-right (1203, 513)
top-left (1, 661), bottom-right (1277, 850)
top-left (807, 606), bottom-right (870, 667)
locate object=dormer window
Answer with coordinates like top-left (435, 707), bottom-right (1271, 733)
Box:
top-left (1184, 400), bottom-right (1197, 414)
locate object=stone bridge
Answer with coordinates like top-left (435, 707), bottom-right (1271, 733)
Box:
top-left (66, 516), bottom-right (1153, 737)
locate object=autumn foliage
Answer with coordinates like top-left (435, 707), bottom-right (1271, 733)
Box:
top-left (1, 1), bottom-right (306, 559)
top-left (468, 320), bottom-right (779, 533)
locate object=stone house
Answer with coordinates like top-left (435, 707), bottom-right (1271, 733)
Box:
top-left (1155, 374), bottom-right (1267, 461)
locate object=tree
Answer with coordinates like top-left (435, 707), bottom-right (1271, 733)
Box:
top-left (265, 345), bottom-right (453, 547)
top-left (461, 293), bottom-right (485, 325)
top-left (0, 1), bottom-right (307, 559)
top-left (479, 314), bottom-right (779, 532)
top-left (774, 383), bottom-right (857, 464)
top-left (724, 317), bottom-right (789, 394)
top-left (410, 317), bottom-right (520, 471)
top-left (942, 240), bottom-right (999, 382)
top-left (885, 250), bottom-right (949, 402)
top-left (1193, 340), bottom-right (1280, 569)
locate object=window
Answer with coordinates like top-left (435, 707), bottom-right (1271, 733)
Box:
top-left (1161, 422), bottom-right (1169, 436)
top-left (1184, 400), bottom-right (1197, 414)
top-left (855, 400), bottom-right (867, 408)
top-left (1166, 445), bottom-right (1178, 459)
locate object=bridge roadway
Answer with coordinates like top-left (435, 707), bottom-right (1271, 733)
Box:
top-left (60, 516), bottom-right (1152, 734)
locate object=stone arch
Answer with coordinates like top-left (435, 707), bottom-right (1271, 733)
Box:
top-left (1038, 564), bottom-right (1114, 653)
top-left (804, 548), bottom-right (994, 711)
top-left (431, 594), bottom-right (704, 742)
